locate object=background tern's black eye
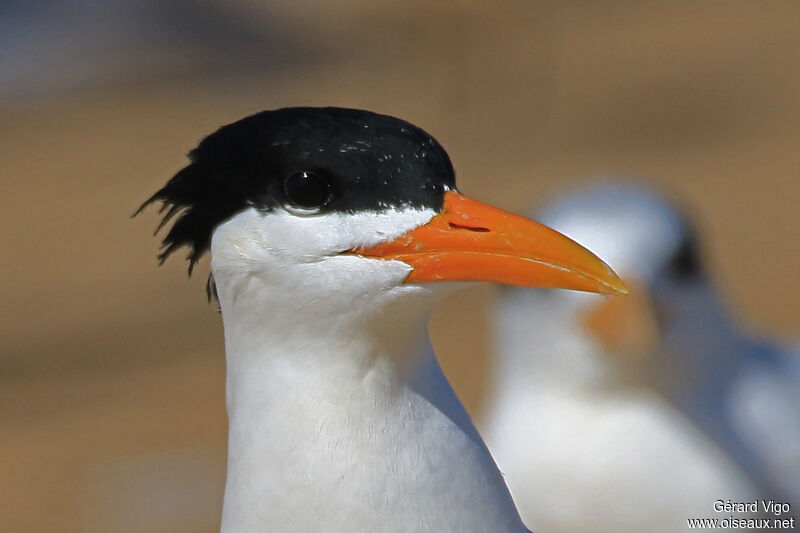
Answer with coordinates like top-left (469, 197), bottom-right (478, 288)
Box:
top-left (665, 230), bottom-right (702, 281)
top-left (283, 171), bottom-right (332, 211)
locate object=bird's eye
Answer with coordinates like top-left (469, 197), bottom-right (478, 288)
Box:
top-left (665, 234), bottom-right (702, 281)
top-left (283, 171), bottom-right (332, 212)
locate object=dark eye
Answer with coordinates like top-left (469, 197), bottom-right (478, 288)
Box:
top-left (665, 233), bottom-right (702, 281)
top-left (283, 171), bottom-right (332, 211)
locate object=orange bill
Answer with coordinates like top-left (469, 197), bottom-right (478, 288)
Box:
top-left (582, 277), bottom-right (659, 356)
top-left (357, 191), bottom-right (628, 295)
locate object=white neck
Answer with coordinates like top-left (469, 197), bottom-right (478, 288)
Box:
top-left (214, 271), bottom-right (526, 533)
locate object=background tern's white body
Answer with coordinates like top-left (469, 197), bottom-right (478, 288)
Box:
top-left (483, 287), bottom-right (758, 533)
top-left (481, 184), bottom-right (777, 532)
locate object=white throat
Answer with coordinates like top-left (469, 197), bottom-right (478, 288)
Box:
top-left (208, 207), bottom-right (526, 533)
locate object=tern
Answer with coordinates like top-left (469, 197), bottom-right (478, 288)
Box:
top-left (138, 108), bottom-right (627, 533)
top-left (482, 183), bottom-right (796, 532)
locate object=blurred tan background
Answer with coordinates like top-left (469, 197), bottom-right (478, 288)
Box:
top-left (2, 1), bottom-right (799, 531)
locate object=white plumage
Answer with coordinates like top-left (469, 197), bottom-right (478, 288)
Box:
top-left (213, 207), bottom-right (529, 533)
top-left (481, 183), bottom-right (799, 532)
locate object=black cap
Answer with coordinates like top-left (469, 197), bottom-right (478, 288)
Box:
top-left (138, 107), bottom-right (456, 272)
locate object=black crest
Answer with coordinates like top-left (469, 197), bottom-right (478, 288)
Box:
top-left (136, 107), bottom-right (456, 273)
